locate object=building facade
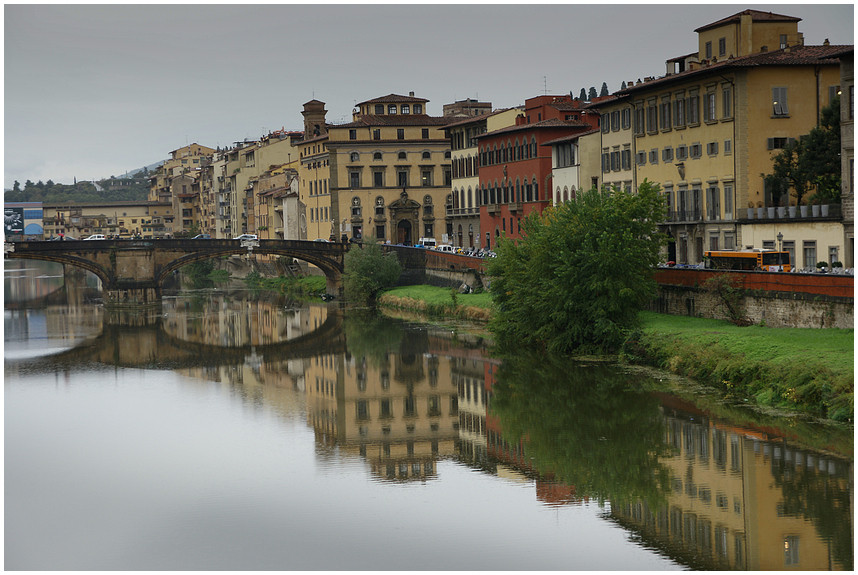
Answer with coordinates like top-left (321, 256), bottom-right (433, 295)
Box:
top-left (325, 93), bottom-right (452, 245)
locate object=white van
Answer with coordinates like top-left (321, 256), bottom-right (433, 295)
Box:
top-left (416, 237), bottom-right (436, 248)
top-left (435, 244), bottom-right (456, 254)
top-left (83, 234), bottom-right (106, 241)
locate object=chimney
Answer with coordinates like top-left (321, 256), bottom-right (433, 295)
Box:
top-left (409, 91), bottom-right (415, 97)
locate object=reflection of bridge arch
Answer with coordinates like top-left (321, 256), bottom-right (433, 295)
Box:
top-left (4, 239), bottom-right (348, 306)
top-left (11, 308), bottom-right (346, 371)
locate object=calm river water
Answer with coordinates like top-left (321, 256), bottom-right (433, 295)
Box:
top-left (4, 261), bottom-right (853, 570)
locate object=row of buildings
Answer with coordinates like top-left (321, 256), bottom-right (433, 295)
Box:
top-left (8, 9), bottom-right (853, 271)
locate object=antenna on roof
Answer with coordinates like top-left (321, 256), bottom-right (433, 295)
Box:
top-left (543, 76), bottom-right (548, 95)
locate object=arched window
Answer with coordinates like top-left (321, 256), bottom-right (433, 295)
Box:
top-left (398, 152), bottom-right (407, 160)
top-left (533, 178), bottom-right (539, 201)
top-left (460, 188), bottom-right (466, 211)
top-left (452, 188), bottom-right (459, 209)
top-left (531, 137), bottom-right (538, 158)
top-left (388, 104), bottom-right (397, 114)
top-left (422, 151), bottom-right (431, 160)
top-left (467, 187), bottom-right (473, 209)
top-left (373, 152), bottom-right (383, 161)
top-left (401, 104), bottom-right (410, 114)
top-left (515, 179), bottom-right (521, 203)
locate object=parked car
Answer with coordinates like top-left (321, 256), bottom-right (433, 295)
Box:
top-left (417, 237), bottom-right (437, 249)
top-left (313, 238), bottom-right (331, 242)
top-left (192, 234), bottom-right (211, 239)
top-left (232, 234), bottom-right (258, 241)
top-left (83, 234), bottom-right (106, 241)
top-left (49, 234), bottom-right (77, 241)
top-left (435, 244), bottom-right (456, 254)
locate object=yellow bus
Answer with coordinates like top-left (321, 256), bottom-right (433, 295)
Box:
top-left (703, 250), bottom-right (791, 272)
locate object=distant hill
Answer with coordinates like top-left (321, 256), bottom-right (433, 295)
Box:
top-left (4, 173), bottom-right (153, 203)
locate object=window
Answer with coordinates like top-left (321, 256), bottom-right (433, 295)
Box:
top-left (388, 104), bottom-right (397, 114)
top-left (373, 152), bottom-right (383, 161)
top-left (621, 108), bottom-right (631, 130)
top-left (705, 41), bottom-right (712, 59)
top-left (401, 104), bottom-right (410, 114)
top-left (688, 91), bottom-right (700, 124)
top-left (413, 104), bottom-right (423, 114)
top-left (422, 170), bottom-right (432, 186)
top-left (422, 151), bottom-right (431, 160)
top-left (374, 104), bottom-right (384, 114)
top-left (397, 129), bottom-right (405, 140)
top-left (356, 400), bottom-right (368, 420)
top-left (783, 240), bottom-right (796, 267)
top-left (704, 92), bottom-right (717, 122)
top-left (380, 398), bottom-right (392, 418)
top-left (690, 143), bottom-right (702, 158)
top-left (724, 183), bottom-right (733, 219)
top-left (398, 151), bottom-right (407, 160)
top-left (373, 171), bottom-right (384, 187)
top-left (601, 150), bottom-right (610, 173)
top-left (602, 115), bottom-right (610, 133)
top-left (611, 110), bottom-right (620, 131)
top-left (676, 145), bottom-right (688, 161)
top-left (772, 87), bottom-right (789, 116)
top-left (718, 37), bottom-right (726, 56)
top-left (674, 94), bottom-right (686, 127)
top-left (784, 536), bottom-right (799, 566)
top-left (649, 149), bottom-right (659, 164)
top-left (707, 185), bottom-right (720, 220)
top-left (724, 231), bottom-right (736, 250)
top-left (373, 129), bottom-right (381, 140)
top-left (634, 105), bottom-right (646, 135)
top-left (780, 34), bottom-right (788, 49)
top-left (397, 169), bottom-right (408, 187)
top-left (349, 171), bottom-right (360, 188)
top-left (349, 129), bottom-right (357, 140)
top-left (610, 149), bottom-right (621, 171)
top-left (767, 137), bottom-right (794, 150)
top-left (421, 128), bottom-right (429, 139)
top-left (803, 241), bottom-right (817, 268)
top-left (724, 139), bottom-right (732, 155)
top-left (829, 246), bottom-right (839, 264)
top-left (636, 150), bottom-right (647, 165)
top-left (722, 86), bottom-right (732, 118)
top-left (646, 100), bottom-right (658, 133)
top-left (351, 197), bottom-right (361, 217)
top-left (660, 97), bottom-right (671, 131)
top-left (662, 147), bottom-right (674, 162)
top-left (621, 148), bottom-right (631, 170)
top-left (707, 141), bottom-right (719, 155)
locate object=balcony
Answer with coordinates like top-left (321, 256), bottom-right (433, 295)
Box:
top-left (665, 209), bottom-right (702, 223)
top-left (486, 203), bottom-right (501, 215)
top-left (508, 201), bottom-right (523, 213)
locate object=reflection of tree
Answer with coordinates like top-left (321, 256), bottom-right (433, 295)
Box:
top-left (771, 460), bottom-right (853, 570)
top-left (490, 353), bottom-right (673, 507)
top-left (343, 311), bottom-right (404, 368)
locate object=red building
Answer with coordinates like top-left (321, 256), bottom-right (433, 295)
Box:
top-left (477, 94), bottom-right (602, 247)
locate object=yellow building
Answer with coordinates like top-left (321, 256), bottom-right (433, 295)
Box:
top-left (600, 9), bottom-right (845, 266)
top-left (324, 93), bottom-right (452, 245)
top-left (148, 143), bottom-right (215, 205)
top-left (42, 200), bottom-right (173, 239)
top-left (293, 100), bottom-right (334, 242)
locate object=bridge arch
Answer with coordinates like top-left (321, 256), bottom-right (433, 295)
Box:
top-left (5, 239), bottom-right (347, 307)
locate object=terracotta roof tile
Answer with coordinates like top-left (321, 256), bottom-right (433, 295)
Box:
top-left (695, 9), bottom-right (801, 33)
top-left (356, 93), bottom-right (429, 106)
top-left (617, 44), bottom-right (850, 95)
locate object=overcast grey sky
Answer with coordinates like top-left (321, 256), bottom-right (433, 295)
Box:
top-left (4, 3), bottom-right (854, 189)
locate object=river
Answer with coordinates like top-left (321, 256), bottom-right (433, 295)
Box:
top-left (4, 261), bottom-right (853, 570)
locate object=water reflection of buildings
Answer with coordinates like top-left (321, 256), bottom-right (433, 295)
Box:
top-left (612, 396), bottom-right (852, 570)
top-left (307, 329), bottom-right (460, 482)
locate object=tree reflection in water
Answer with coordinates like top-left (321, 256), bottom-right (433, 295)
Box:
top-left (489, 352), bottom-right (673, 508)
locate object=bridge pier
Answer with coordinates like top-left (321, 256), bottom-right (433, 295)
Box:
top-left (104, 286), bottom-right (161, 309)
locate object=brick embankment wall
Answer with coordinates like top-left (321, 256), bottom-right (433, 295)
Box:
top-left (651, 269), bottom-right (853, 328)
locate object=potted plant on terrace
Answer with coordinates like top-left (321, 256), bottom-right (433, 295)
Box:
top-left (747, 201), bottom-right (755, 219)
top-left (788, 197), bottom-right (798, 218)
top-left (800, 196), bottom-right (810, 218)
top-left (756, 201), bottom-right (764, 219)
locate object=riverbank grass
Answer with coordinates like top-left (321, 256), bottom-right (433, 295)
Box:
top-left (379, 285), bottom-right (493, 321)
top-left (633, 311), bottom-right (853, 422)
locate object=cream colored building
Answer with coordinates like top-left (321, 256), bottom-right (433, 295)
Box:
top-left (593, 9), bottom-right (845, 268)
top-left (293, 100), bottom-right (334, 242)
top-left (42, 200), bottom-right (173, 239)
top-left (546, 128), bottom-right (601, 204)
top-left (324, 93), bottom-right (452, 245)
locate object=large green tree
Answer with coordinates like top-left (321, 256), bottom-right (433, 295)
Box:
top-left (488, 180), bottom-right (667, 354)
top-left (343, 238), bottom-right (402, 305)
top-left (766, 96), bottom-right (841, 206)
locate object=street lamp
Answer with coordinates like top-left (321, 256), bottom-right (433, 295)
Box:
top-left (777, 231), bottom-right (783, 251)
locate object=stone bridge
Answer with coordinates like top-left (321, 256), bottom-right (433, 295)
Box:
top-left (4, 238), bottom-right (347, 307)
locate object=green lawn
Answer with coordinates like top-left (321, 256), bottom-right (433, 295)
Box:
top-left (382, 285), bottom-right (494, 309)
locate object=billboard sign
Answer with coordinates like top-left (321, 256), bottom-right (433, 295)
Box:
top-left (4, 207), bottom-right (24, 235)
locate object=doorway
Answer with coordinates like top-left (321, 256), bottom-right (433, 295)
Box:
top-left (397, 220), bottom-right (413, 245)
